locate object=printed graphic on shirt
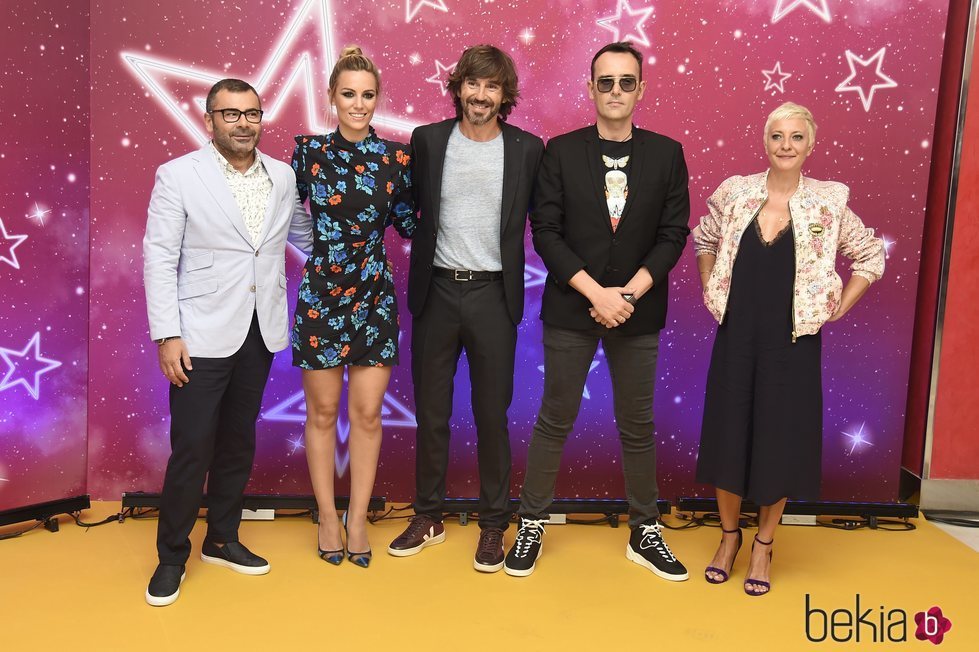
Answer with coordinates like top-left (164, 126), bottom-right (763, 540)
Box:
top-left (604, 155), bottom-right (629, 229)
top-left (600, 139), bottom-right (632, 232)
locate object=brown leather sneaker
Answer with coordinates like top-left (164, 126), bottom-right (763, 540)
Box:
top-left (473, 527), bottom-right (505, 572)
top-left (387, 514), bottom-right (446, 557)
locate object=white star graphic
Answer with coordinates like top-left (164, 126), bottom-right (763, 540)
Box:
top-left (519, 28), bottom-right (536, 45)
top-left (27, 202), bottom-right (52, 226)
top-left (762, 61), bottom-right (792, 93)
top-left (406, 0), bottom-right (449, 23)
top-left (409, 52), bottom-right (422, 66)
top-left (841, 422), bottom-right (874, 455)
top-left (596, 0), bottom-right (654, 47)
top-left (538, 360), bottom-right (601, 399)
top-left (0, 332), bottom-right (62, 400)
top-left (286, 434), bottom-right (306, 454)
top-left (0, 217), bottom-right (29, 270)
top-left (120, 0), bottom-right (419, 145)
top-left (882, 235), bottom-right (896, 258)
top-left (771, 0), bottom-right (832, 24)
top-left (426, 60), bottom-right (457, 96)
top-left (835, 47), bottom-right (898, 112)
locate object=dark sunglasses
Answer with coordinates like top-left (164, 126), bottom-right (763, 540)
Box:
top-left (595, 76), bottom-right (638, 93)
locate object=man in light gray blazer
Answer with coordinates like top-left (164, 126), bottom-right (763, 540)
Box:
top-left (142, 78), bottom-right (312, 607)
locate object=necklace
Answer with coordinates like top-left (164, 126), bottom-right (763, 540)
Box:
top-left (760, 209), bottom-right (789, 222)
top-left (597, 129), bottom-right (633, 142)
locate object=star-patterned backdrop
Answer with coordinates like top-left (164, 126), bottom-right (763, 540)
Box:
top-left (0, 0), bottom-right (949, 512)
top-left (0, 0), bottom-right (91, 512)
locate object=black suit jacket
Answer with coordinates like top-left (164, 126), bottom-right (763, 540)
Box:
top-left (531, 125), bottom-right (690, 334)
top-left (407, 118), bottom-right (544, 324)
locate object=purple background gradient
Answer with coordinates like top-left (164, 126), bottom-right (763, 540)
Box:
top-left (0, 0), bottom-right (91, 511)
top-left (0, 0), bottom-right (947, 511)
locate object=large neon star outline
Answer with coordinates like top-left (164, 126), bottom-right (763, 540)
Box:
top-left (0, 332), bottom-right (62, 400)
top-left (524, 263), bottom-right (547, 289)
top-left (263, 389), bottom-right (416, 428)
top-left (771, 0), bottom-right (832, 24)
top-left (406, 0), bottom-right (449, 23)
top-left (425, 60), bottom-right (457, 97)
top-left (263, 386), bottom-right (416, 477)
top-left (120, 0), bottom-right (420, 146)
top-left (835, 47), bottom-right (898, 112)
top-left (596, 0), bottom-right (654, 48)
top-left (0, 217), bottom-right (29, 270)
top-left (762, 61), bottom-right (792, 93)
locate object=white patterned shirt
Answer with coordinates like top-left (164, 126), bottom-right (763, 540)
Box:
top-left (209, 143), bottom-right (272, 247)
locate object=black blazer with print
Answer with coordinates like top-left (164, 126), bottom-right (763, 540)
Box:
top-left (530, 125), bottom-right (690, 334)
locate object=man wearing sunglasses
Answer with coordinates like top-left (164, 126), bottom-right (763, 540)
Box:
top-left (504, 42), bottom-right (690, 580)
top-left (143, 78), bottom-right (312, 605)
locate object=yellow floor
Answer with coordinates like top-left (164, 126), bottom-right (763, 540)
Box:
top-left (1, 502), bottom-right (976, 651)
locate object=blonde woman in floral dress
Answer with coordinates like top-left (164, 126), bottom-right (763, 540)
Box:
top-left (292, 47), bottom-right (414, 568)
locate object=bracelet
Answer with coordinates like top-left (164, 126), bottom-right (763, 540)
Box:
top-left (155, 336), bottom-right (179, 346)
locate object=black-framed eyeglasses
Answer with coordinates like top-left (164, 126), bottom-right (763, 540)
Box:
top-left (595, 76), bottom-right (638, 93)
top-left (209, 108), bottom-right (264, 123)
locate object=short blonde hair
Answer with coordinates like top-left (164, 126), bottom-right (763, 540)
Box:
top-left (764, 102), bottom-right (816, 145)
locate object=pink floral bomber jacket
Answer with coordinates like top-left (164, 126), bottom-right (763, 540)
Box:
top-left (693, 171), bottom-right (885, 338)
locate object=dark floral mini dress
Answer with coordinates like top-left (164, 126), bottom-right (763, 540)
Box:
top-left (291, 128), bottom-right (415, 369)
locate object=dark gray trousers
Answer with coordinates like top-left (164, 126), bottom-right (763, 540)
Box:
top-left (518, 324), bottom-right (661, 528)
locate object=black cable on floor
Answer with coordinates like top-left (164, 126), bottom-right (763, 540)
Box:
top-left (368, 504), bottom-right (413, 523)
top-left (0, 520), bottom-right (45, 541)
top-left (275, 510), bottom-right (313, 519)
top-left (566, 516), bottom-right (614, 525)
top-left (815, 517), bottom-right (916, 531)
top-left (667, 512), bottom-right (758, 530)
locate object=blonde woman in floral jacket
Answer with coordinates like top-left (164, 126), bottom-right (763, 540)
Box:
top-left (692, 102), bottom-right (884, 596)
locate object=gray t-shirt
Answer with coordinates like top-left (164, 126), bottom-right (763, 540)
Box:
top-left (433, 124), bottom-right (504, 271)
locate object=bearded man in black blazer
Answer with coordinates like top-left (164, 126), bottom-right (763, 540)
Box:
top-left (503, 42), bottom-right (690, 581)
top-left (387, 45), bottom-right (543, 573)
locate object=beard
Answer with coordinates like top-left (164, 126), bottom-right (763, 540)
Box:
top-left (213, 127), bottom-right (260, 158)
top-left (462, 99), bottom-right (499, 126)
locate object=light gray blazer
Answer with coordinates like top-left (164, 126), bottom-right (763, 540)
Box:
top-left (143, 145), bottom-right (313, 358)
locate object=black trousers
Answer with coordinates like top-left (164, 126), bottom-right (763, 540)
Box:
top-left (156, 313), bottom-right (274, 565)
top-left (411, 276), bottom-right (516, 530)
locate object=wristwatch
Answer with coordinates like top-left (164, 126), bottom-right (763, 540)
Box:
top-left (155, 336), bottom-right (179, 346)
top-left (622, 294), bottom-right (638, 306)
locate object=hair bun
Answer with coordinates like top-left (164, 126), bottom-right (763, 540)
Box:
top-left (340, 45), bottom-right (363, 59)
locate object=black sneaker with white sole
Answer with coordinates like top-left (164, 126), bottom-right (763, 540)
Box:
top-left (626, 522), bottom-right (689, 581)
top-left (145, 563), bottom-right (186, 606)
top-left (504, 517), bottom-right (546, 577)
top-left (200, 540), bottom-right (271, 575)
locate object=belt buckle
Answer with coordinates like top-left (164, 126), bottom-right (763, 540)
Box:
top-left (453, 269), bottom-right (472, 282)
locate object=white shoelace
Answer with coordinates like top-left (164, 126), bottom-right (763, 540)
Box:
top-left (638, 523), bottom-right (678, 562)
top-left (512, 519), bottom-right (546, 558)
